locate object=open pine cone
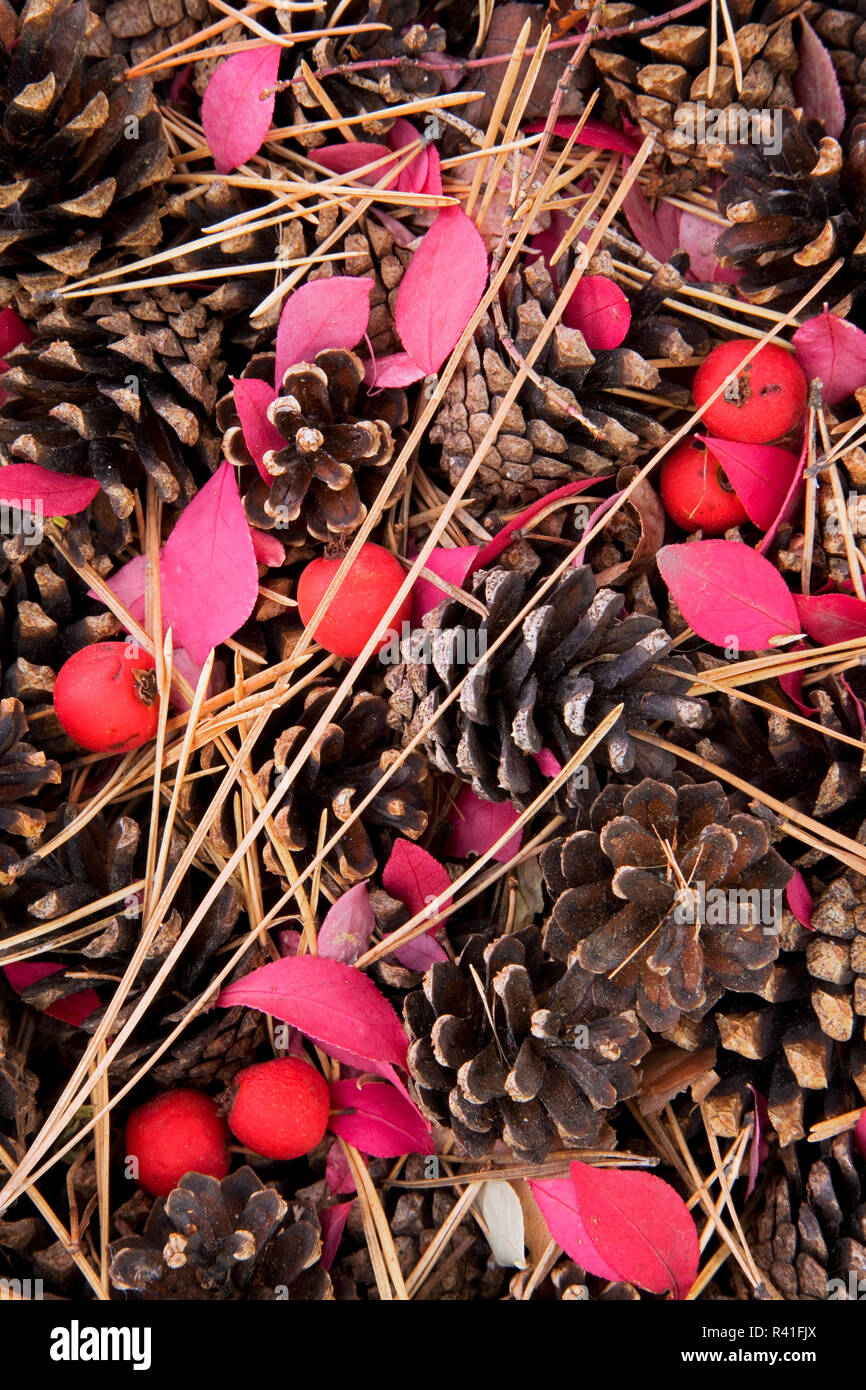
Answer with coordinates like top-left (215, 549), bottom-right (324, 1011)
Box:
top-left (87, 0), bottom-right (212, 66)
top-left (0, 698), bottom-right (61, 876)
top-left (540, 778), bottom-right (794, 1032)
top-left (404, 925), bottom-right (649, 1162)
top-left (109, 1167), bottom-right (332, 1300)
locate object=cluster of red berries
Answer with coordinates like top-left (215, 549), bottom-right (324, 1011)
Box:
top-left (125, 1058), bottom-right (331, 1198)
top-left (659, 339), bottom-right (807, 536)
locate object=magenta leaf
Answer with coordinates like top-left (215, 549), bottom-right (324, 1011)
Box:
top-left (564, 275), bottom-right (631, 350)
top-left (328, 1079), bottom-right (431, 1158)
top-left (746, 1085), bottom-right (770, 1198)
top-left (526, 116), bottom-right (640, 156)
top-left (249, 526), bottom-right (285, 567)
top-left (232, 377), bottom-right (282, 482)
top-left (786, 870), bottom-right (813, 933)
top-left (395, 207), bottom-right (488, 374)
top-left (530, 1162), bottom-right (699, 1299)
top-left (3, 962), bottom-right (101, 1028)
top-left (0, 306), bottom-right (33, 359)
top-left (312, 142), bottom-right (393, 178)
top-left (325, 1141), bottom-right (357, 1195)
top-left (275, 277), bottom-right (373, 384)
top-left (0, 462), bottom-right (100, 515)
top-left (472, 477), bottom-right (607, 573)
top-left (792, 310), bottom-right (866, 406)
top-left (382, 839), bottom-right (452, 931)
top-left (697, 435), bottom-right (799, 531)
top-left (620, 163), bottom-right (681, 264)
top-left (422, 144), bottom-right (442, 197)
top-left (318, 882), bottom-right (376, 965)
top-left (99, 553), bottom-right (147, 624)
top-left (160, 461), bottom-right (259, 664)
top-left (202, 44), bottom-right (280, 174)
top-left (794, 19), bottom-right (846, 140)
top-left (795, 592), bottom-right (866, 645)
top-left (411, 544), bottom-right (479, 624)
top-left (855, 1112), bottom-right (866, 1161)
top-left (446, 784), bottom-right (523, 863)
top-left (387, 118), bottom-right (429, 194)
top-left (657, 541), bottom-right (801, 651)
top-left (365, 352), bottom-right (427, 389)
top-left (320, 1201), bottom-right (353, 1267)
top-left (678, 208), bottom-right (740, 285)
top-left (534, 748), bottom-right (562, 777)
top-left (217, 954), bottom-right (409, 1078)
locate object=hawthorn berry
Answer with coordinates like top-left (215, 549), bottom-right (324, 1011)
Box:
top-left (659, 437), bottom-right (749, 535)
top-left (125, 1089), bottom-right (230, 1198)
top-left (693, 339), bottom-right (806, 444)
top-left (227, 1057), bottom-right (330, 1161)
top-left (54, 642), bottom-right (160, 753)
top-left (297, 542), bottom-right (412, 660)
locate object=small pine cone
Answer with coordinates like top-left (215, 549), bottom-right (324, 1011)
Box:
top-left (385, 564), bottom-right (710, 814)
top-left (288, 1), bottom-right (446, 146)
top-left (311, 214), bottom-right (408, 358)
top-left (714, 108), bottom-right (866, 310)
top-left (7, 802), bottom-right (140, 934)
top-left (254, 683), bottom-right (430, 884)
top-left (0, 699), bottom-right (61, 870)
top-left (0, 993), bottom-right (39, 1146)
top-left (0, 0), bottom-right (173, 309)
top-left (109, 1168), bottom-right (332, 1300)
top-left (540, 778), bottom-right (793, 1032)
top-left (807, 860), bottom-right (866, 1043)
top-left (87, 0), bottom-right (212, 66)
top-left (167, 179), bottom-right (284, 330)
top-left (808, 3), bottom-right (866, 117)
top-left (0, 289), bottom-right (225, 517)
top-left (752, 1132), bottom-right (866, 1299)
top-left (430, 256), bottom-right (702, 512)
top-left (404, 925), bottom-right (649, 1162)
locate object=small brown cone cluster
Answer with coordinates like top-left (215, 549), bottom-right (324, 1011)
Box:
top-left (806, 855), bottom-right (866, 1044)
top-left (87, 0), bottom-right (212, 65)
top-left (404, 925), bottom-right (649, 1161)
top-left (0, 698), bottom-right (61, 878)
top-left (808, 3), bottom-right (866, 115)
top-left (109, 1167), bottom-right (332, 1300)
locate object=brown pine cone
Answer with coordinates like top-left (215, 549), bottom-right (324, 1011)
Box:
top-left (109, 1167), bottom-right (332, 1299)
top-left (0, 0), bottom-right (172, 311)
top-left (0, 288), bottom-right (225, 517)
top-left (87, 0), bottom-right (212, 65)
top-left (807, 3), bottom-right (866, 117)
top-left (385, 563), bottom-right (710, 815)
top-left (0, 698), bottom-right (61, 875)
top-left (540, 778), bottom-right (793, 1032)
top-left (807, 856), bottom-right (866, 1042)
top-left (310, 211), bottom-right (409, 358)
top-left (404, 925), bottom-right (648, 1162)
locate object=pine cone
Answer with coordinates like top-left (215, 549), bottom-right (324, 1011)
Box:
top-left (0, 698), bottom-right (61, 872)
top-left (807, 2), bottom-right (866, 117)
top-left (429, 256), bottom-right (702, 512)
top-left (109, 1167), bottom-right (332, 1299)
top-left (311, 211), bottom-right (409, 357)
top-left (540, 778), bottom-right (794, 1032)
top-left (807, 861), bottom-right (866, 1042)
top-left (713, 107), bottom-right (866, 310)
top-left (0, 288), bottom-right (225, 517)
top-left (385, 563), bottom-right (710, 814)
top-left (404, 925), bottom-right (648, 1162)
top-left (87, 0), bottom-right (212, 66)
top-left (167, 179), bottom-right (283, 330)
top-left (0, 0), bottom-right (172, 310)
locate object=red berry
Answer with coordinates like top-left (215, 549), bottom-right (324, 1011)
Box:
top-left (54, 642), bottom-right (160, 752)
top-left (659, 436), bottom-right (749, 535)
top-left (125, 1089), bottom-right (230, 1198)
top-left (227, 1058), bottom-right (330, 1161)
top-left (693, 339), bottom-right (806, 443)
top-left (297, 543), bottom-right (412, 660)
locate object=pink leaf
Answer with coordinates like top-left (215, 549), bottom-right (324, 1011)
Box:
top-left (3, 962), bottom-right (101, 1028)
top-left (312, 142), bottom-right (393, 179)
top-left (249, 526), bottom-right (285, 567)
top-left (320, 1201), bottom-right (353, 1267)
top-left (746, 1085), bottom-right (770, 1197)
top-left (794, 19), bottom-right (846, 140)
top-left (365, 352), bottom-right (427, 389)
top-left (530, 1162), bottom-right (699, 1300)
top-left (328, 1079), bottom-right (431, 1157)
top-left (232, 377), bottom-right (282, 482)
top-left (696, 435), bottom-right (799, 531)
top-left (526, 116), bottom-right (640, 156)
top-left (394, 207), bottom-right (488, 374)
top-left (0, 462), bottom-right (100, 515)
top-left (160, 461), bottom-right (259, 664)
top-left (446, 784), bottom-right (522, 863)
top-left (795, 593), bottom-right (866, 645)
top-left (786, 870), bottom-right (813, 933)
top-left (677, 208), bottom-right (740, 285)
top-left (472, 477), bottom-right (607, 573)
top-left (534, 747), bottom-right (562, 777)
top-left (217, 955), bottom-right (409, 1079)
top-left (201, 44), bottom-right (280, 174)
top-left (422, 144), bottom-right (442, 197)
top-left (318, 882), bottom-right (376, 964)
top-left (412, 544), bottom-right (479, 624)
top-left (325, 1141), bottom-right (357, 1195)
top-left (792, 310), bottom-right (866, 406)
top-left (95, 554), bottom-right (147, 624)
top-left (388, 118), bottom-right (429, 194)
top-left (855, 1112), bottom-right (866, 1161)
top-left (275, 277), bottom-right (373, 384)
top-left (657, 541), bottom-right (801, 651)
top-left (0, 307), bottom-right (33, 359)
top-left (563, 276), bottom-right (631, 350)
top-left (620, 163), bottom-right (681, 264)
top-left (382, 839), bottom-right (452, 931)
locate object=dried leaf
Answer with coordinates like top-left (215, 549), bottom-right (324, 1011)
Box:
top-left (793, 19), bottom-right (846, 140)
top-left (394, 207), bottom-right (488, 374)
top-left (318, 882), bottom-right (376, 965)
top-left (477, 1180), bottom-right (527, 1268)
top-left (412, 544), bottom-right (479, 624)
top-left (320, 1201), bottom-right (353, 1268)
top-left (795, 593), bottom-right (866, 645)
top-left (3, 962), bottom-right (100, 1028)
top-left (697, 436), bottom-right (799, 532)
top-left (446, 784), bottom-right (523, 863)
top-left (591, 468), bottom-right (664, 588)
top-left (0, 462), bottom-right (100, 515)
top-left (232, 377), bottom-right (282, 482)
top-left (792, 310), bottom-right (866, 406)
top-left (657, 540), bottom-right (801, 650)
top-left (328, 1078), bottom-right (431, 1157)
top-left (160, 461), bottom-right (259, 665)
top-left (785, 870), bottom-right (813, 933)
top-left (563, 275), bottom-right (630, 350)
top-left (202, 44), bottom-right (280, 174)
top-left (275, 277), bottom-right (374, 384)
top-left (530, 1162), bottom-right (699, 1299)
